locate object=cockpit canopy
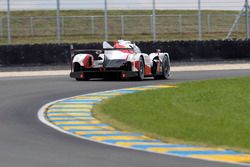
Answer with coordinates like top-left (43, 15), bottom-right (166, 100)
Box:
top-left (102, 40), bottom-right (141, 53)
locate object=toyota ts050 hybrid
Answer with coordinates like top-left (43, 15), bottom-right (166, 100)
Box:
top-left (70, 40), bottom-right (170, 81)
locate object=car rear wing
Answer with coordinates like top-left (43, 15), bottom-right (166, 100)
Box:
top-left (70, 44), bottom-right (102, 58)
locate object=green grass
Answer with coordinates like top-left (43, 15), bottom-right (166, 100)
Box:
top-left (0, 10), bottom-right (247, 45)
top-left (94, 76), bottom-right (250, 153)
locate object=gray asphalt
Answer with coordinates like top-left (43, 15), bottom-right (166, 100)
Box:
top-left (0, 69), bottom-right (250, 167)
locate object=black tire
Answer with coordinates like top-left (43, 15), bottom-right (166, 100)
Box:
top-left (137, 56), bottom-right (145, 81)
top-left (74, 63), bottom-right (81, 72)
top-left (154, 56), bottom-right (170, 80)
top-left (74, 63), bottom-right (90, 81)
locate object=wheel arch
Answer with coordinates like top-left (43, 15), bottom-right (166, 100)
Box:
top-left (72, 54), bottom-right (94, 67)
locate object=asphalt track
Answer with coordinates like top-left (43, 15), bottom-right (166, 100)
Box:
top-left (0, 69), bottom-right (250, 167)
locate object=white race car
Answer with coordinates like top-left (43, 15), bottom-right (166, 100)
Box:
top-left (70, 40), bottom-right (170, 81)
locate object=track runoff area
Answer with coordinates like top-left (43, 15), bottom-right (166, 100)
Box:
top-left (38, 83), bottom-right (250, 166)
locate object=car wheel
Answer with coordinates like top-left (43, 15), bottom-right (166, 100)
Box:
top-left (74, 63), bottom-right (81, 72)
top-left (154, 56), bottom-right (170, 80)
top-left (137, 57), bottom-right (145, 81)
top-left (74, 63), bottom-right (90, 81)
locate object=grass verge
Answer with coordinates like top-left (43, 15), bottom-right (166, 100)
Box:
top-left (94, 76), bottom-right (250, 153)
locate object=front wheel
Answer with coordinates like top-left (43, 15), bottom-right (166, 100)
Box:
top-left (137, 57), bottom-right (145, 81)
top-left (154, 56), bottom-right (170, 80)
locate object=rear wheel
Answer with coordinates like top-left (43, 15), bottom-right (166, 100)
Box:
top-left (137, 57), bottom-right (145, 81)
top-left (74, 63), bottom-right (81, 72)
top-left (74, 63), bottom-right (90, 81)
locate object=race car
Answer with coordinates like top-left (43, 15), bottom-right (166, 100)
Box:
top-left (70, 40), bottom-right (170, 81)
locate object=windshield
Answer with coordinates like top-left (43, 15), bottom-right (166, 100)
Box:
top-left (102, 40), bottom-right (141, 53)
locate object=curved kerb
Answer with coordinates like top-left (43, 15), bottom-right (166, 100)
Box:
top-left (38, 85), bottom-right (250, 166)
